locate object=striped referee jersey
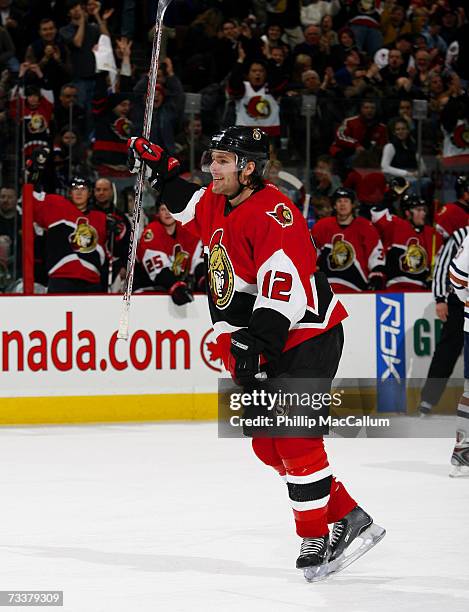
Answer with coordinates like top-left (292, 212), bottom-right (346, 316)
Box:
top-left (433, 226), bottom-right (469, 303)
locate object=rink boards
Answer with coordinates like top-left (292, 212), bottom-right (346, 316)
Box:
top-left (0, 293), bottom-right (462, 424)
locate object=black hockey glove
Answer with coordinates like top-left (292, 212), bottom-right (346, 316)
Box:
top-left (127, 136), bottom-right (180, 190)
top-left (169, 281), bottom-right (194, 306)
top-left (229, 329), bottom-right (265, 386)
top-left (367, 271), bottom-right (385, 291)
top-left (25, 146), bottom-right (50, 189)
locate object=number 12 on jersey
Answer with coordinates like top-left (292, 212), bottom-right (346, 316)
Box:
top-left (261, 271), bottom-right (292, 302)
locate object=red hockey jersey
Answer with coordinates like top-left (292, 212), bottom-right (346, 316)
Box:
top-left (371, 208), bottom-right (441, 291)
top-left (170, 182), bottom-right (347, 369)
top-left (136, 220), bottom-right (203, 289)
top-left (33, 193), bottom-right (107, 284)
top-left (435, 201), bottom-right (469, 240)
top-left (311, 216), bottom-right (385, 292)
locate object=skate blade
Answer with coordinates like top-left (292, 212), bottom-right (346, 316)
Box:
top-left (449, 465), bottom-right (469, 478)
top-left (326, 523), bottom-right (386, 577)
top-left (303, 562), bottom-right (329, 583)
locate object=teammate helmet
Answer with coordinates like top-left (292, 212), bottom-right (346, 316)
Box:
top-left (455, 175), bottom-right (469, 198)
top-left (332, 187), bottom-right (356, 206)
top-left (400, 193), bottom-right (426, 212)
top-left (201, 127), bottom-right (270, 175)
top-left (69, 176), bottom-right (91, 191)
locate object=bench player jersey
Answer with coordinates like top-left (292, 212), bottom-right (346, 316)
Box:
top-left (169, 181), bottom-right (347, 369)
top-left (371, 208), bottom-right (441, 290)
top-left (311, 215), bottom-right (384, 292)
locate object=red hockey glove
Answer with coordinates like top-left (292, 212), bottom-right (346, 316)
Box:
top-left (229, 329), bottom-right (265, 386)
top-left (169, 281), bottom-right (194, 306)
top-left (127, 136), bottom-right (180, 190)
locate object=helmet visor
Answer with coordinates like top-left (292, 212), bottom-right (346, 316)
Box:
top-left (200, 149), bottom-right (243, 174)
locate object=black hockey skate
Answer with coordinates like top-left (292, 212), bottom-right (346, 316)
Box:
top-left (325, 506), bottom-right (386, 577)
top-left (297, 535), bottom-right (329, 582)
top-left (450, 444), bottom-right (469, 478)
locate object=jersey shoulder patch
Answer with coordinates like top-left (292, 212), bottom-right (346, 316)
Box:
top-left (266, 202), bottom-right (294, 228)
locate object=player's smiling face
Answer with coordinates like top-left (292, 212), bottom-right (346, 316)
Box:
top-left (210, 151), bottom-right (240, 195)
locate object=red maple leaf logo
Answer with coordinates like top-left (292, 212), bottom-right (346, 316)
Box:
top-left (206, 341), bottom-right (223, 362)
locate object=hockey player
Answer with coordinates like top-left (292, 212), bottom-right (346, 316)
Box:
top-left (448, 234), bottom-right (469, 477)
top-left (32, 175), bottom-right (107, 293)
top-left (127, 127), bottom-right (385, 580)
top-left (311, 187), bottom-right (385, 292)
top-left (371, 193), bottom-right (441, 291)
top-left (135, 201), bottom-right (204, 304)
top-left (435, 175), bottom-right (469, 240)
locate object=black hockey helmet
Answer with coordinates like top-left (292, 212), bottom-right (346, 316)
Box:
top-left (69, 175), bottom-right (91, 191)
top-left (201, 127), bottom-right (270, 175)
top-left (332, 187), bottom-right (356, 206)
top-left (455, 175), bottom-right (469, 198)
top-left (401, 192), bottom-right (426, 212)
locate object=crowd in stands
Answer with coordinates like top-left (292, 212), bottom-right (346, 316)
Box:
top-left (0, 0), bottom-right (468, 297)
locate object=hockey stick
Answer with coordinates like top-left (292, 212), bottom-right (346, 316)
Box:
top-left (118, 0), bottom-right (172, 339)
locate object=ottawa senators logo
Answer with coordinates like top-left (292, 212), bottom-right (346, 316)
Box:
top-left (208, 229), bottom-right (235, 309)
top-left (143, 228), bottom-right (154, 242)
top-left (69, 217), bottom-right (98, 253)
top-left (171, 243), bottom-right (190, 278)
top-left (111, 117), bottom-right (132, 140)
top-left (246, 96), bottom-right (272, 119)
top-left (400, 237), bottom-right (427, 274)
top-left (267, 203), bottom-right (293, 227)
top-left (328, 233), bottom-right (355, 270)
top-left (28, 113), bottom-right (47, 134)
top-left (452, 122), bottom-right (469, 150)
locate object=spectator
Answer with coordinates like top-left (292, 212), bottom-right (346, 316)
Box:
top-left (422, 16), bottom-right (448, 56)
top-left (59, 0), bottom-right (111, 113)
top-left (348, 0), bottom-right (383, 57)
top-left (0, 185), bottom-right (18, 285)
top-left (300, 0), bottom-right (340, 28)
top-left (0, 0), bottom-right (23, 67)
top-left (228, 56), bottom-right (285, 137)
top-left (379, 48), bottom-right (408, 90)
top-left (330, 99), bottom-right (388, 166)
top-left (261, 22), bottom-right (290, 58)
top-left (381, 118), bottom-right (429, 196)
top-left (25, 18), bottom-right (70, 99)
top-left (133, 57), bottom-right (184, 155)
top-left (409, 49), bottom-right (433, 96)
top-left (292, 24), bottom-right (328, 75)
top-left (329, 27), bottom-right (358, 71)
top-left (54, 83), bottom-right (86, 135)
top-left (266, 0), bottom-right (304, 49)
top-left (381, 4), bottom-right (413, 47)
top-left (92, 78), bottom-right (133, 188)
top-left (320, 14), bottom-right (338, 47)
top-left (175, 115), bottom-right (211, 174)
top-left (213, 19), bottom-right (241, 83)
top-left (0, 24), bottom-right (15, 73)
top-left (10, 67), bottom-right (54, 158)
top-left (334, 48), bottom-right (362, 89)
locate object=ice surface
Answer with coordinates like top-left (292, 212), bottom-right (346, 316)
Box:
top-left (0, 423), bottom-right (468, 612)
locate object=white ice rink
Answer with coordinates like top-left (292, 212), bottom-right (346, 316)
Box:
top-left (0, 423), bottom-right (468, 612)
